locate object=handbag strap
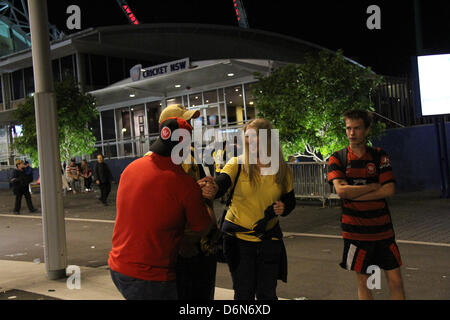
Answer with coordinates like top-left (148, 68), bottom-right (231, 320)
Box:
top-left (225, 164), bottom-right (241, 207)
top-left (219, 164), bottom-right (241, 227)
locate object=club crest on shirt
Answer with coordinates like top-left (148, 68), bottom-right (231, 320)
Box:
top-left (161, 126), bottom-right (172, 140)
top-left (380, 155), bottom-right (391, 169)
top-left (366, 162), bottom-right (377, 176)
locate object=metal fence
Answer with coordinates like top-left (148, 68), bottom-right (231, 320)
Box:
top-left (288, 162), bottom-right (339, 207)
top-left (373, 76), bottom-right (450, 129)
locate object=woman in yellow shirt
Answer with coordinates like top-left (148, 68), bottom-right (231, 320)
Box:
top-left (210, 118), bottom-right (296, 300)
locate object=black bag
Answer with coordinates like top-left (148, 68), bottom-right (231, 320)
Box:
top-left (214, 164), bottom-right (241, 263)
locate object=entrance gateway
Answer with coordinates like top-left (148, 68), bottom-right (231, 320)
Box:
top-left (90, 58), bottom-right (271, 160)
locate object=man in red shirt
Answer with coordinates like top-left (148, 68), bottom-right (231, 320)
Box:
top-left (108, 116), bottom-right (213, 300)
top-left (328, 109), bottom-right (405, 300)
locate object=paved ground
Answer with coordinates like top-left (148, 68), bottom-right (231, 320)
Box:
top-left (0, 184), bottom-right (449, 300)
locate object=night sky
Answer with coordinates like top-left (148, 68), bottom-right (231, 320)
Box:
top-left (46, 0), bottom-right (450, 77)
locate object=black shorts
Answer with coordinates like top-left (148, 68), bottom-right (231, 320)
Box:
top-left (340, 238), bottom-right (402, 274)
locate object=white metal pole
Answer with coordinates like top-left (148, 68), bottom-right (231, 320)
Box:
top-left (27, 0), bottom-right (67, 280)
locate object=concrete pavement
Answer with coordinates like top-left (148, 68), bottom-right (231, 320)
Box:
top-left (0, 260), bottom-right (237, 300)
top-left (0, 185), bottom-right (449, 300)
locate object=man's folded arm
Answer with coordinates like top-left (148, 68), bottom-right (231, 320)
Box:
top-left (353, 182), bottom-right (395, 201)
top-left (332, 179), bottom-right (380, 200)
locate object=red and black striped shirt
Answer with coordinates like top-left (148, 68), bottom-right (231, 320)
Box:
top-left (328, 146), bottom-right (396, 241)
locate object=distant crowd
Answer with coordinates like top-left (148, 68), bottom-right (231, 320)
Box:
top-left (11, 153), bottom-right (114, 214)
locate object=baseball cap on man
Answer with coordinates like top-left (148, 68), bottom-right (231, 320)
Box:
top-left (150, 117), bottom-right (193, 157)
top-left (159, 104), bottom-right (200, 123)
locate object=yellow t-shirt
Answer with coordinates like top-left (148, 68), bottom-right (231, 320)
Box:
top-left (221, 156), bottom-right (294, 242)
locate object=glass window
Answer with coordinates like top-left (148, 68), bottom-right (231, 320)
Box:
top-left (130, 105), bottom-right (145, 138)
top-left (203, 90), bottom-right (218, 104)
top-left (120, 142), bottom-right (133, 157)
top-left (146, 101), bottom-right (160, 134)
top-left (52, 59), bottom-right (61, 82)
top-left (101, 110), bottom-right (116, 141)
top-left (244, 83), bottom-right (257, 121)
top-left (84, 54), bottom-right (92, 86)
top-left (218, 88), bottom-right (225, 102)
top-left (115, 107), bottom-right (133, 157)
top-left (205, 105), bottom-right (220, 127)
top-left (109, 57), bottom-right (125, 84)
top-left (225, 85), bottom-right (244, 125)
top-left (11, 70), bottom-right (24, 100)
top-left (189, 93), bottom-right (203, 107)
top-left (24, 67), bottom-right (34, 97)
top-left (219, 103), bottom-right (226, 126)
top-left (182, 95), bottom-right (190, 106)
top-left (166, 96), bottom-right (182, 107)
top-left (61, 55), bottom-right (75, 81)
top-left (103, 143), bottom-right (117, 159)
top-left (90, 55), bottom-right (108, 87)
top-left (116, 108), bottom-right (131, 140)
top-left (89, 116), bottom-right (101, 142)
top-left (226, 106), bottom-right (237, 125)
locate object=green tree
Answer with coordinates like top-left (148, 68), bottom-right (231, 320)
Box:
top-left (13, 78), bottom-right (98, 166)
top-left (252, 49), bottom-right (385, 162)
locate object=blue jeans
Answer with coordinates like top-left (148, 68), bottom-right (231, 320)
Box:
top-left (110, 269), bottom-right (177, 300)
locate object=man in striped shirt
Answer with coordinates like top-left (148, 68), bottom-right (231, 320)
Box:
top-left (328, 109), bottom-right (405, 300)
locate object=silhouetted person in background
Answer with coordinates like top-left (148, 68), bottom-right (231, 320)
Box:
top-left (11, 160), bottom-right (36, 214)
top-left (94, 154), bottom-right (113, 205)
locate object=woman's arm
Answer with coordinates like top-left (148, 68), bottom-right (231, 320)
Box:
top-left (214, 173), bottom-right (232, 199)
top-left (274, 190), bottom-right (296, 217)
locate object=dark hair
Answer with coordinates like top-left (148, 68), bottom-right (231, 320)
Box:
top-left (97, 154), bottom-right (104, 158)
top-left (343, 109), bottom-right (373, 129)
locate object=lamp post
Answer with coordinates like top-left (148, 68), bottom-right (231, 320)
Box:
top-left (27, 0), bottom-right (67, 279)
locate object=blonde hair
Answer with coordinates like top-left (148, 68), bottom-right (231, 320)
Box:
top-left (243, 118), bottom-right (291, 192)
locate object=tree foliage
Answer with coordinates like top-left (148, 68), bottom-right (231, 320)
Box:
top-left (13, 78), bottom-right (98, 166)
top-left (252, 49), bottom-right (386, 161)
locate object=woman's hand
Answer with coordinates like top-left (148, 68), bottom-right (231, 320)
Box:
top-left (197, 176), bottom-right (218, 200)
top-left (273, 201), bottom-right (285, 216)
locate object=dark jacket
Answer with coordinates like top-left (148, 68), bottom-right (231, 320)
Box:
top-left (94, 162), bottom-right (113, 184)
top-left (11, 169), bottom-right (33, 194)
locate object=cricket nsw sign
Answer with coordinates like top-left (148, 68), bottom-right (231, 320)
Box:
top-left (129, 58), bottom-right (190, 82)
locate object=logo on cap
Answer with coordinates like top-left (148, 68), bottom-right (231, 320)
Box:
top-left (161, 126), bottom-right (172, 140)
